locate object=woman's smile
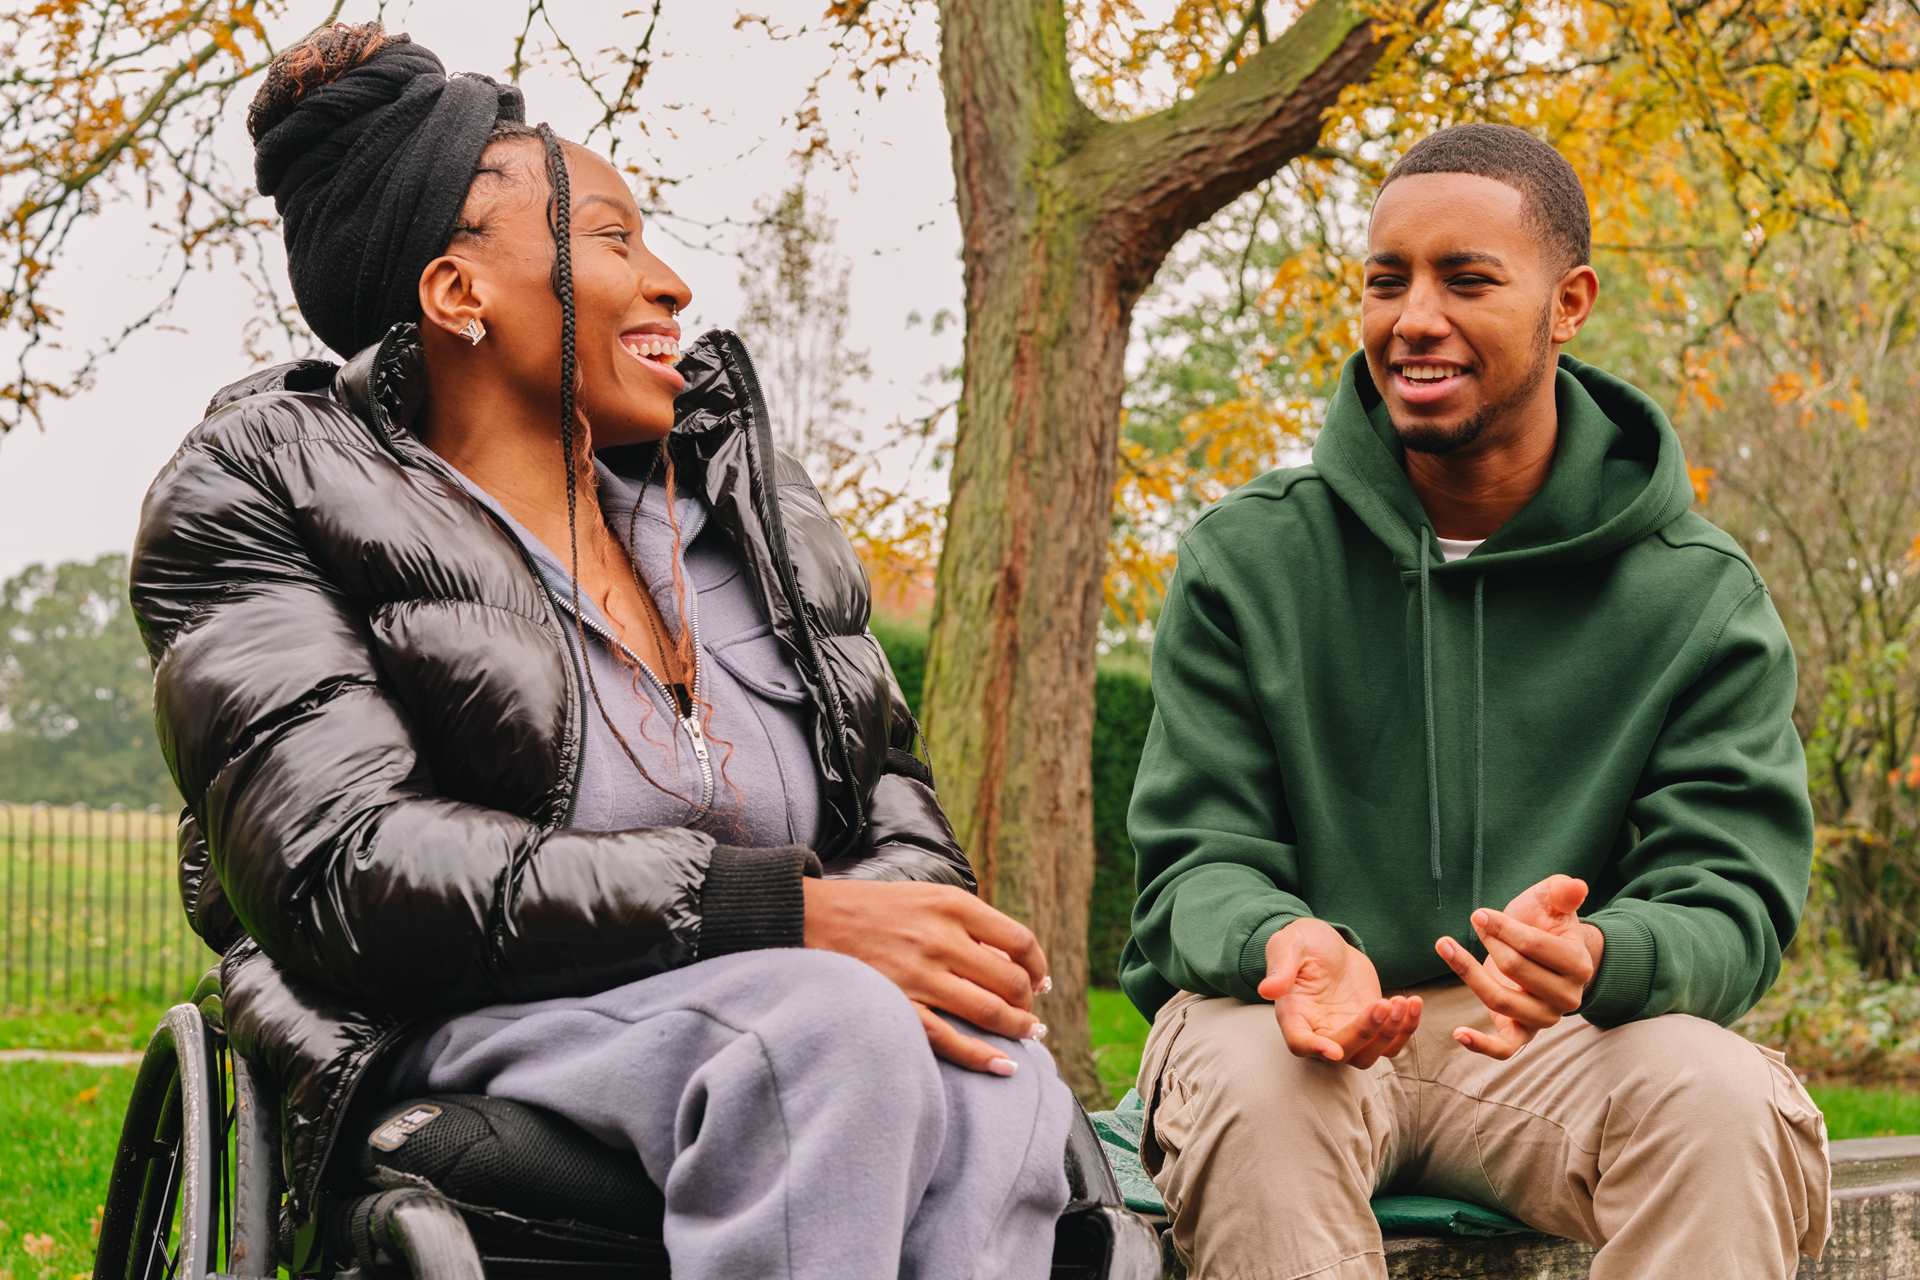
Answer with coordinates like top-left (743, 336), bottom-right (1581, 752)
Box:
top-left (618, 325), bottom-right (685, 394)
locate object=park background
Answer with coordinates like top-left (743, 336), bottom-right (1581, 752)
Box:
top-left (3, 0), bottom-right (1919, 1274)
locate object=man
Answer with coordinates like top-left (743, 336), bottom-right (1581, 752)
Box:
top-left (1122, 123), bottom-right (1831, 1279)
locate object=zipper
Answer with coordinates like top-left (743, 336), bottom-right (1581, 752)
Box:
top-left (380, 388), bottom-right (715, 823)
top-left (563, 599), bottom-right (715, 819)
top-left (717, 329), bottom-right (865, 843)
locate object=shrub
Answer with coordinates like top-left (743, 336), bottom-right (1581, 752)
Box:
top-left (872, 619), bottom-right (1150, 985)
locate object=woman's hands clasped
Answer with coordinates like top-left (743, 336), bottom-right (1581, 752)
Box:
top-left (801, 879), bottom-right (1051, 1077)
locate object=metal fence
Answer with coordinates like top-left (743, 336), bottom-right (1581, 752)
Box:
top-left (1, 802), bottom-right (213, 1010)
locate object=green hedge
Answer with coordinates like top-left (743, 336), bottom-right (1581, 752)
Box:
top-left (871, 618), bottom-right (1150, 985)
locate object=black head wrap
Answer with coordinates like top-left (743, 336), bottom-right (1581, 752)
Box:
top-left (253, 38), bottom-right (525, 357)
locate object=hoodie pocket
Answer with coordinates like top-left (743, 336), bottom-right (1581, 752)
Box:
top-left (707, 623), bottom-right (810, 705)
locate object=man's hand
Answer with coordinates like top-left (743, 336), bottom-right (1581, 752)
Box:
top-left (1435, 874), bottom-right (1606, 1060)
top-left (1258, 918), bottom-right (1421, 1068)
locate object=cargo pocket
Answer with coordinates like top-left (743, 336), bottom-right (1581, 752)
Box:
top-left (1756, 1043), bottom-right (1832, 1260)
top-left (1137, 992), bottom-right (1201, 1190)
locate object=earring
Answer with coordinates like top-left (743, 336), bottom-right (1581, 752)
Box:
top-left (458, 318), bottom-right (486, 345)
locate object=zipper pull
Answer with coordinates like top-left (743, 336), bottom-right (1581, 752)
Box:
top-left (683, 712), bottom-right (710, 762)
top-left (671, 682), bottom-right (711, 761)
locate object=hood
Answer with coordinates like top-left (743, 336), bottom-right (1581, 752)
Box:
top-left (1312, 351), bottom-right (1694, 574)
top-left (1309, 350), bottom-right (1693, 907)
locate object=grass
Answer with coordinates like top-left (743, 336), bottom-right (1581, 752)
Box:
top-left (1, 804), bottom-right (213, 1016)
top-left (0, 1059), bottom-right (137, 1280)
top-left (0, 987), bottom-right (1912, 1280)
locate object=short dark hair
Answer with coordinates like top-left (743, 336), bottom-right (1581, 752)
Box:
top-left (1381, 123), bottom-right (1591, 272)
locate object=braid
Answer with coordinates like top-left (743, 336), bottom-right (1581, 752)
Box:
top-left (534, 124), bottom-right (741, 827)
top-left (536, 123), bottom-right (684, 804)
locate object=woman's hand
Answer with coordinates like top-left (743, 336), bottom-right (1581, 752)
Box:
top-left (802, 879), bottom-right (1050, 1076)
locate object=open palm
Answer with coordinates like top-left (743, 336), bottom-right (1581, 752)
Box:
top-left (1259, 919), bottom-right (1421, 1067)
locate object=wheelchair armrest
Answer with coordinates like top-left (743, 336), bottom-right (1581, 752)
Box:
top-left (1065, 1096), bottom-right (1129, 1212)
top-left (189, 965), bottom-right (223, 1032)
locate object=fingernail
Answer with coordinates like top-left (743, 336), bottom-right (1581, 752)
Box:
top-left (1438, 938), bottom-right (1456, 958)
top-left (1027, 1022), bottom-right (1050, 1042)
top-left (1472, 910), bottom-right (1490, 929)
top-left (988, 1057), bottom-right (1019, 1077)
top-left (1037, 975), bottom-right (1053, 996)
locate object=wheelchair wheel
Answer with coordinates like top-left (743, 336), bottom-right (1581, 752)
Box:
top-left (93, 1004), bottom-right (232, 1280)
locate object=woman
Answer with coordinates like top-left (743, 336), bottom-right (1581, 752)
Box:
top-left (128, 22), bottom-right (1073, 1280)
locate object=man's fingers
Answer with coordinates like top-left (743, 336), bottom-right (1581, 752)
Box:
top-left (1545, 875), bottom-right (1589, 918)
top-left (916, 1004), bottom-right (1022, 1076)
top-left (1475, 909), bottom-right (1590, 975)
top-left (1452, 1021), bottom-right (1533, 1061)
top-left (1514, 874), bottom-right (1588, 924)
top-left (1330, 998), bottom-right (1400, 1058)
top-left (1344, 997), bottom-right (1415, 1069)
top-left (1435, 937), bottom-right (1561, 1028)
top-left (1477, 931), bottom-right (1584, 1014)
top-left (1371, 995), bottom-right (1423, 1062)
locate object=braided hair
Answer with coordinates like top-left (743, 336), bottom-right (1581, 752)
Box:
top-left (530, 124), bottom-right (739, 823)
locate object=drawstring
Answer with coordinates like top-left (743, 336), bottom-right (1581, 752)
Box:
top-left (1417, 529), bottom-right (1489, 911)
top-left (1473, 574), bottom-right (1485, 911)
top-left (1420, 530), bottom-right (1441, 904)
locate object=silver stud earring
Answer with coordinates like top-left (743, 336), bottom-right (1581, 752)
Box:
top-left (458, 318), bottom-right (486, 345)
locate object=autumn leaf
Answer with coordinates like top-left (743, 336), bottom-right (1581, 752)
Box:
top-left (1688, 466), bottom-right (1715, 505)
top-left (72, 1084), bottom-right (99, 1106)
top-left (21, 1234), bottom-right (55, 1260)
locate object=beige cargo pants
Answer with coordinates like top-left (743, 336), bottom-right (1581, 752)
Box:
top-left (1137, 978), bottom-right (1831, 1279)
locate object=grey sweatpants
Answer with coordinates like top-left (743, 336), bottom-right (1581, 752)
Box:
top-left (388, 948), bottom-right (1074, 1280)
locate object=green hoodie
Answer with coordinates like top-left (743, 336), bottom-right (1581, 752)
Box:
top-left (1121, 352), bottom-right (1813, 1029)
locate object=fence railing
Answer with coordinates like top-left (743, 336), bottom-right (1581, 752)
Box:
top-left (2, 801), bottom-right (214, 1010)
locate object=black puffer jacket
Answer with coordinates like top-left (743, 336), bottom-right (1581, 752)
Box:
top-left (129, 325), bottom-right (970, 1218)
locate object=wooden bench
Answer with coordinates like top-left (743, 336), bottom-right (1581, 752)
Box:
top-left (1147, 1136), bottom-right (1920, 1278)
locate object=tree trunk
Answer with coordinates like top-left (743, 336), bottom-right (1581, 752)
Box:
top-left (924, 0), bottom-right (1384, 1104)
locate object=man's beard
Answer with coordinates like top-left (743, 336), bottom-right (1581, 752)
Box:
top-left (1395, 306), bottom-right (1556, 456)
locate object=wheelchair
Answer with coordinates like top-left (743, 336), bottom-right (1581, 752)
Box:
top-left (92, 970), bottom-right (1164, 1280)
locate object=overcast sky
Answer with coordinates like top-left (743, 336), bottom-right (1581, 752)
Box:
top-left (0, 1), bottom-right (978, 582)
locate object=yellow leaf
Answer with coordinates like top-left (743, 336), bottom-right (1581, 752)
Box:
top-left (73, 1085), bottom-right (99, 1105)
top-left (1688, 465), bottom-right (1715, 505)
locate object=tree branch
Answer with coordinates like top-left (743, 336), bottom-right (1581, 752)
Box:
top-left (1075, 0), bottom-right (1383, 293)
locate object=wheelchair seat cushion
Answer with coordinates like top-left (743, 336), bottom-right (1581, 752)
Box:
top-left (354, 1094), bottom-right (665, 1236)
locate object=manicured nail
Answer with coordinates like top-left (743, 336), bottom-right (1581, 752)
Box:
top-left (1027, 1022), bottom-right (1050, 1042)
top-left (1037, 975), bottom-right (1053, 996)
top-left (988, 1057), bottom-right (1019, 1077)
